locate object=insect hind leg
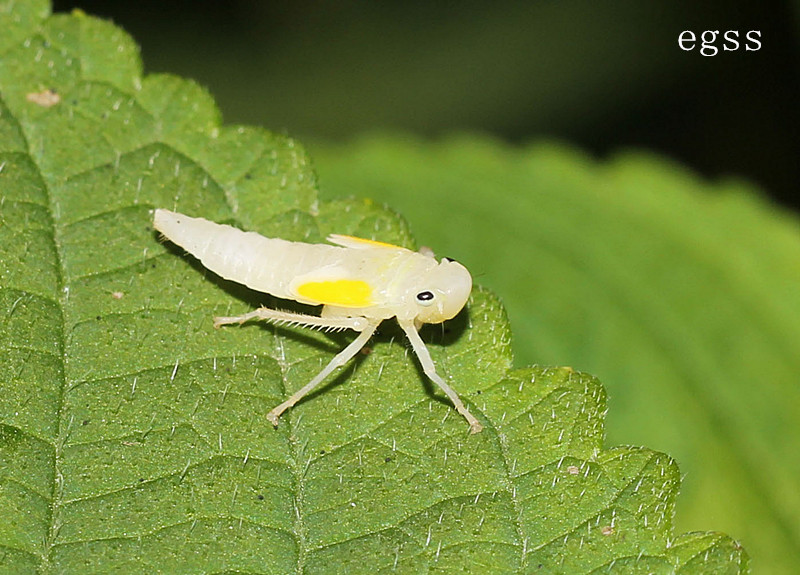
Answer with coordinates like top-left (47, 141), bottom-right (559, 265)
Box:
top-left (214, 307), bottom-right (370, 332)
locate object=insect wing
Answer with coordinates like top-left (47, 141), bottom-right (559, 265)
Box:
top-left (326, 234), bottom-right (406, 251)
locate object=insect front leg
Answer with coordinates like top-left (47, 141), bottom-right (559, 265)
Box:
top-left (398, 320), bottom-right (483, 434)
top-left (266, 321), bottom-right (380, 426)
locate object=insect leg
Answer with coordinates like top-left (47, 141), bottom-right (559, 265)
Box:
top-left (398, 320), bottom-right (483, 434)
top-left (266, 322), bottom-right (380, 426)
top-left (214, 308), bottom-right (370, 332)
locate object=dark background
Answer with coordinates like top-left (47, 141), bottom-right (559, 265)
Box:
top-left (52, 0), bottom-right (799, 210)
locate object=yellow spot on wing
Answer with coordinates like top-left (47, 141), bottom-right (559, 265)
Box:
top-left (296, 279), bottom-right (373, 307)
top-left (327, 234), bottom-right (404, 250)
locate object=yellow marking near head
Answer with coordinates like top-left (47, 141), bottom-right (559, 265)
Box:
top-left (296, 279), bottom-right (373, 307)
top-left (327, 234), bottom-right (405, 250)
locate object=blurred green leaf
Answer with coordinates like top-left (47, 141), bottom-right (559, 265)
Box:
top-left (0, 3), bottom-right (747, 573)
top-left (311, 133), bottom-right (800, 574)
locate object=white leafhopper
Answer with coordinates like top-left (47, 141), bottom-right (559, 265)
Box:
top-left (153, 209), bottom-right (482, 433)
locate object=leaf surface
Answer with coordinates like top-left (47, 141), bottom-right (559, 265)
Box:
top-left (0, 4), bottom-right (747, 573)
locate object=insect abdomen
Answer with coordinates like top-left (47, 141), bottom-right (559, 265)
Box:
top-left (154, 209), bottom-right (309, 297)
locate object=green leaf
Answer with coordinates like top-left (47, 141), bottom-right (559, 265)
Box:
top-left (0, 3), bottom-right (747, 574)
top-left (311, 134), bottom-right (800, 574)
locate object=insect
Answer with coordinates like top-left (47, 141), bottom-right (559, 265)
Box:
top-left (153, 209), bottom-right (483, 433)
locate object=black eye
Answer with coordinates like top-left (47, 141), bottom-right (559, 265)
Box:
top-left (443, 257), bottom-right (456, 263)
top-left (416, 290), bottom-right (434, 302)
